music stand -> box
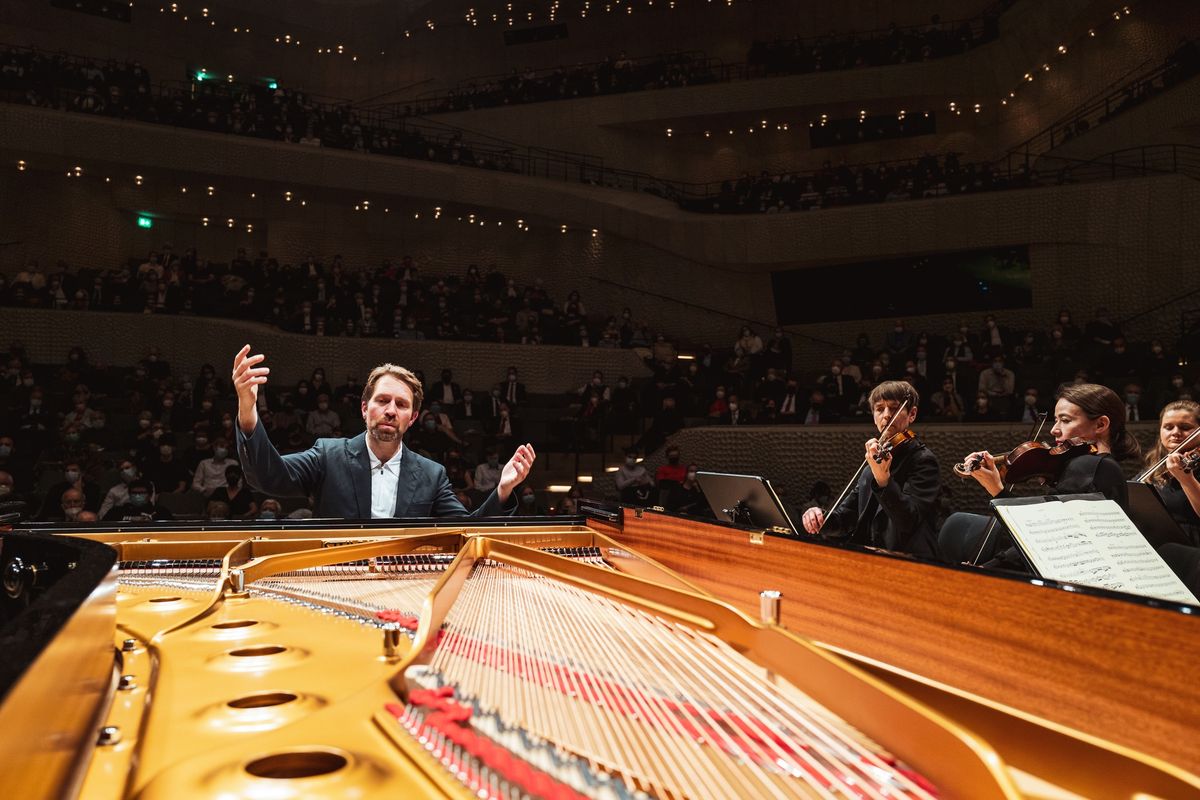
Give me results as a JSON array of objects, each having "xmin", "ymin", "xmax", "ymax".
[
  {"xmin": 1126, "ymin": 482, "xmax": 1195, "ymax": 548},
  {"xmin": 695, "ymin": 472, "xmax": 797, "ymax": 534}
]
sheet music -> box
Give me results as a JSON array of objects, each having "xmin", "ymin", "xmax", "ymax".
[{"xmin": 995, "ymin": 499, "xmax": 1198, "ymax": 605}]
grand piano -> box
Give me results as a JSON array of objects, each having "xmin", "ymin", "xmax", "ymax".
[{"xmin": 1, "ymin": 508, "xmax": 1198, "ymax": 799}]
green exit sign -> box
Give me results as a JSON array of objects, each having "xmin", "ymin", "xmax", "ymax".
[{"xmin": 137, "ymin": 215, "xmax": 153, "ymax": 229}]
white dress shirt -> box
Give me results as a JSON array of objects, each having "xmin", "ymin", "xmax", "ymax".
[{"xmin": 369, "ymin": 444, "xmax": 405, "ymax": 519}]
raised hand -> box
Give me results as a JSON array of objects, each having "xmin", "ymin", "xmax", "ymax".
[
  {"xmin": 232, "ymin": 344, "xmax": 269, "ymax": 433},
  {"xmin": 497, "ymin": 443, "xmax": 537, "ymax": 502}
]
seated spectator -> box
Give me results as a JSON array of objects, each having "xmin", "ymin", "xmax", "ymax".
[
  {"xmin": 44, "ymin": 486, "xmax": 87, "ymax": 522},
  {"xmin": 473, "ymin": 448, "xmax": 502, "ymax": 494},
  {"xmin": 1016, "ymin": 387, "xmax": 1049, "ymax": 424},
  {"xmin": 655, "ymin": 445, "xmax": 687, "ymax": 502},
  {"xmin": 208, "ymin": 465, "xmax": 258, "ymax": 519},
  {"xmin": 256, "ymin": 498, "xmax": 283, "ymax": 520},
  {"xmin": 143, "ymin": 436, "xmax": 191, "ymax": 494},
  {"xmin": 665, "ymin": 465, "xmax": 708, "ymax": 516},
  {"xmin": 801, "ymin": 390, "xmax": 835, "ymax": 425},
  {"xmin": 778, "ymin": 379, "xmax": 802, "ymax": 422},
  {"xmin": 38, "ymin": 461, "xmax": 101, "ymax": 519},
  {"xmin": 306, "ymin": 394, "xmax": 340, "ymax": 437},
  {"xmin": 205, "ymin": 499, "xmax": 231, "ymax": 521},
  {"xmin": 99, "ymin": 459, "xmax": 141, "ymax": 518},
  {"xmin": 497, "ymin": 367, "xmax": 526, "ymax": 406},
  {"xmin": 977, "ymin": 356, "xmax": 1015, "ymax": 417},
  {"xmin": 1122, "ymin": 381, "xmax": 1150, "ymax": 423},
  {"xmin": 192, "ymin": 437, "xmax": 236, "ymax": 495},
  {"xmin": 614, "ymin": 451, "xmax": 654, "ymax": 505},
  {"xmin": 966, "ymin": 392, "xmax": 1000, "ymax": 422},
  {"xmin": 930, "ymin": 378, "xmax": 965, "ymax": 421},
  {"xmin": 103, "ymin": 479, "xmax": 173, "ymax": 521},
  {"xmin": 514, "ymin": 485, "xmax": 545, "ymax": 516}
]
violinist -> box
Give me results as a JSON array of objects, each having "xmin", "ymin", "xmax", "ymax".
[
  {"xmin": 1140, "ymin": 400, "xmax": 1200, "ymax": 546},
  {"xmin": 959, "ymin": 383, "xmax": 1139, "ymax": 507},
  {"xmin": 945, "ymin": 383, "xmax": 1140, "ymax": 569},
  {"xmin": 800, "ymin": 381, "xmax": 942, "ymax": 560}
]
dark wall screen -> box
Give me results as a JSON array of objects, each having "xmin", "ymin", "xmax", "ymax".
[{"xmin": 771, "ymin": 246, "xmax": 1031, "ymax": 324}]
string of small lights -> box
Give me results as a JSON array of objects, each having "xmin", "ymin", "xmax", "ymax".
[
  {"xmin": 12, "ymin": 157, "xmax": 608, "ymax": 238},
  {"xmin": 657, "ymin": 4, "xmax": 1139, "ymax": 143}
]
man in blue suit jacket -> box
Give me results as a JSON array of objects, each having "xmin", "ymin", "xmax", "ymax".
[{"xmin": 232, "ymin": 346, "xmax": 536, "ymax": 519}]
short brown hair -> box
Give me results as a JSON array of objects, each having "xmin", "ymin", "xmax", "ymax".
[
  {"xmin": 868, "ymin": 380, "xmax": 919, "ymax": 410},
  {"xmin": 362, "ymin": 364, "xmax": 423, "ymax": 412},
  {"xmin": 1056, "ymin": 382, "xmax": 1140, "ymax": 461}
]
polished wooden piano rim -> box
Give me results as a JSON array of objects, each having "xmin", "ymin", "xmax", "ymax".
[{"xmin": 606, "ymin": 506, "xmax": 1200, "ymax": 776}]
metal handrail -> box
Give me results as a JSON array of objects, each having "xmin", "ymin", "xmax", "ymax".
[
  {"xmin": 1007, "ymin": 39, "xmax": 1200, "ymax": 158},
  {"xmin": 370, "ymin": 2, "xmax": 1013, "ymax": 118}
]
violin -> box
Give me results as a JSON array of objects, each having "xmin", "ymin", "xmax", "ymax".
[
  {"xmin": 871, "ymin": 429, "xmax": 916, "ymax": 464},
  {"xmin": 953, "ymin": 437, "xmax": 1097, "ymax": 485},
  {"xmin": 1135, "ymin": 427, "xmax": 1200, "ymax": 483}
]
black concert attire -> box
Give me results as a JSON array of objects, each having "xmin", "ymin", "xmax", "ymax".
[
  {"xmin": 1156, "ymin": 479, "xmax": 1200, "ymax": 547},
  {"xmin": 1154, "ymin": 477, "xmax": 1200, "ymax": 595},
  {"xmin": 940, "ymin": 452, "xmax": 1128, "ymax": 571},
  {"xmin": 820, "ymin": 435, "xmax": 942, "ymax": 561}
]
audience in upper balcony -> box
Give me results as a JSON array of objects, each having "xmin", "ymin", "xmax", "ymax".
[{"xmin": 748, "ymin": 10, "xmax": 1003, "ymax": 77}]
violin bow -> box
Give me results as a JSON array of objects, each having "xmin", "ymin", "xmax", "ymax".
[
  {"xmin": 819, "ymin": 398, "xmax": 909, "ymax": 534},
  {"xmin": 1133, "ymin": 426, "xmax": 1200, "ymax": 483}
]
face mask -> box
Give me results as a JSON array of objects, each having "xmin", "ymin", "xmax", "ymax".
[
  {"xmin": 520, "ymin": 493, "xmax": 536, "ymax": 505},
  {"xmin": 64, "ymin": 433, "xmax": 80, "ymax": 443},
  {"xmin": 222, "ymin": 419, "xmax": 233, "ymax": 429},
  {"xmin": 22, "ymin": 378, "xmax": 33, "ymax": 387},
  {"xmin": 64, "ymin": 506, "xmax": 82, "ymax": 520},
  {"xmin": 213, "ymin": 447, "xmax": 228, "ymax": 459},
  {"xmin": 298, "ymin": 388, "xmax": 308, "ymax": 395},
  {"xmin": 423, "ymin": 419, "xmax": 437, "ymax": 430},
  {"xmin": 1126, "ymin": 393, "xmax": 1140, "ymax": 404},
  {"xmin": 162, "ymin": 400, "xmax": 174, "ymax": 408},
  {"xmin": 617, "ymin": 381, "xmax": 627, "ymax": 389},
  {"xmin": 830, "ymin": 366, "xmax": 841, "ymax": 376},
  {"xmin": 591, "ymin": 378, "xmax": 601, "ymax": 386},
  {"xmin": 508, "ymin": 373, "xmax": 516, "ymax": 381},
  {"xmin": 129, "ymin": 493, "xmax": 149, "ymax": 507},
  {"xmin": 686, "ymin": 471, "xmax": 697, "ymax": 480},
  {"xmin": 0, "ymin": 486, "xmax": 10, "ymax": 497},
  {"xmin": 977, "ymin": 400, "xmax": 988, "ymax": 410},
  {"xmin": 65, "ymin": 470, "xmax": 80, "ymax": 483},
  {"xmin": 121, "ymin": 467, "xmax": 137, "ymax": 481},
  {"xmin": 872, "ymin": 366, "xmax": 883, "ymax": 376},
  {"xmin": 728, "ymin": 403, "xmax": 738, "ymax": 411},
  {"xmin": 201, "ymin": 401, "xmax": 213, "ymax": 411},
  {"xmin": 1153, "ymin": 346, "xmax": 1163, "ymax": 355},
  {"xmin": 491, "ymin": 389, "xmax": 500, "ymax": 398},
  {"xmin": 30, "ymin": 398, "xmax": 42, "ymax": 408},
  {"xmin": 318, "ymin": 403, "xmax": 329, "ymax": 410},
  {"xmin": 986, "ymin": 321, "xmax": 996, "ymax": 329},
  {"xmin": 1174, "ymin": 378, "xmax": 1186, "ymax": 388},
  {"xmin": 625, "ymin": 458, "xmax": 636, "ymax": 466},
  {"xmin": 1025, "ymin": 394, "xmax": 1037, "ymax": 405},
  {"xmin": 195, "ymin": 437, "xmax": 209, "ymax": 448},
  {"xmin": 0, "ymin": 445, "xmax": 11, "ymax": 457},
  {"xmin": 715, "ymin": 390, "xmax": 725, "ymax": 399},
  {"xmin": 159, "ymin": 445, "xmax": 173, "ymax": 456},
  {"xmin": 1052, "ymin": 331, "xmax": 1063, "ymax": 340},
  {"xmin": 463, "ymin": 394, "xmax": 473, "ymax": 403},
  {"xmin": 992, "ymin": 363, "xmax": 1004, "ymax": 372},
  {"xmin": 906, "ymin": 367, "xmax": 916, "ymax": 374},
  {"xmin": 1060, "ymin": 316, "xmax": 1070, "ymax": 324},
  {"xmin": 894, "ymin": 326, "xmax": 903, "ymax": 333},
  {"xmin": 152, "ymin": 429, "xmax": 163, "ymax": 439},
  {"xmin": 258, "ymin": 511, "xmax": 277, "ymax": 520}
]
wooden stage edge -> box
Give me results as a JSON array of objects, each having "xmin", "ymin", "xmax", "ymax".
[{"xmin": 611, "ymin": 509, "xmax": 1200, "ymax": 775}]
